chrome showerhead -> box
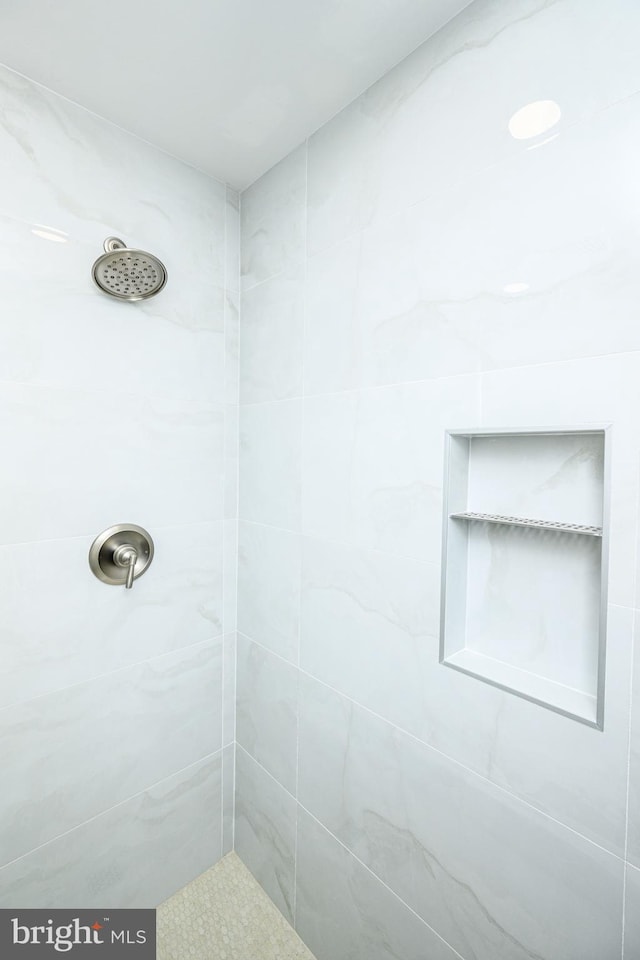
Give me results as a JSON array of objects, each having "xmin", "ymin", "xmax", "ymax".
[{"xmin": 92, "ymin": 237, "xmax": 167, "ymax": 301}]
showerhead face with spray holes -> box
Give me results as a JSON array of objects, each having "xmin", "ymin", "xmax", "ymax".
[{"xmin": 92, "ymin": 237, "xmax": 167, "ymax": 301}]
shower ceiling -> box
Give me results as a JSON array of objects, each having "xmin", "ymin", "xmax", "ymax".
[{"xmin": 0, "ymin": 0, "xmax": 472, "ymax": 189}]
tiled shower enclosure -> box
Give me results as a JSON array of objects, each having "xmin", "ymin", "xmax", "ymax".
[{"xmin": 2, "ymin": 0, "xmax": 640, "ymax": 958}]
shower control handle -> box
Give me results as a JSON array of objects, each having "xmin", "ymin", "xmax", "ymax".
[
  {"xmin": 88, "ymin": 524, "xmax": 154, "ymax": 589},
  {"xmin": 112, "ymin": 544, "xmax": 138, "ymax": 589}
]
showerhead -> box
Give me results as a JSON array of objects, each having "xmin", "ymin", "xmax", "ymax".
[{"xmin": 92, "ymin": 237, "xmax": 167, "ymax": 301}]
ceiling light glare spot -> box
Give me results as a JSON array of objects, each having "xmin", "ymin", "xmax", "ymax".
[
  {"xmin": 31, "ymin": 225, "xmax": 68, "ymax": 243},
  {"xmin": 503, "ymin": 282, "xmax": 530, "ymax": 295},
  {"xmin": 508, "ymin": 100, "xmax": 561, "ymax": 140},
  {"xmin": 527, "ymin": 131, "xmax": 561, "ymax": 152}
]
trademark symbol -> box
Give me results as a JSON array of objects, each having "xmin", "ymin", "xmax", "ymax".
[{"xmin": 103, "ymin": 917, "xmax": 109, "ymax": 922}]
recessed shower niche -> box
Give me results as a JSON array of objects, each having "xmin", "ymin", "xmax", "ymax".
[{"xmin": 440, "ymin": 428, "xmax": 610, "ymax": 728}]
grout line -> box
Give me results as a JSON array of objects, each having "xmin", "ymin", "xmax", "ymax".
[
  {"xmin": 621, "ymin": 458, "xmax": 640, "ymax": 957},
  {"xmin": 220, "ymin": 722, "xmax": 225, "ymax": 857},
  {"xmin": 236, "ymin": 516, "xmax": 440, "ymax": 567},
  {"xmin": 238, "ymin": 367, "xmax": 488, "ymax": 406},
  {"xmin": 0, "ymin": 749, "xmax": 224, "ymax": 873},
  {"xmin": 0, "ymin": 361, "xmax": 228, "ymax": 409},
  {"xmin": 231, "ymin": 639, "xmax": 238, "ymax": 853},
  {"xmin": 238, "ymin": 257, "xmax": 306, "ymax": 296},
  {"xmin": 234, "ymin": 348, "xmax": 640, "ymax": 408},
  {"xmin": 0, "ymin": 633, "xmax": 224, "ymax": 716},
  {"xmin": 0, "ymin": 62, "xmax": 230, "ymax": 187},
  {"xmin": 232, "ymin": 188, "xmax": 242, "ymax": 856},
  {"xmin": 235, "ymin": 744, "xmax": 465, "ymax": 960},
  {"xmin": 235, "ymin": 742, "xmax": 297, "ymax": 805},
  {"xmin": 299, "ymin": 806, "xmax": 468, "ymax": 960},
  {"xmin": 0, "ymin": 517, "xmax": 227, "ymax": 552},
  {"xmin": 236, "ymin": 631, "xmax": 298, "ymax": 670},
  {"xmin": 237, "ymin": 629, "xmax": 631, "ymax": 864},
  {"xmin": 221, "ymin": 186, "xmax": 229, "ymax": 860},
  {"xmin": 292, "ymin": 138, "xmax": 310, "ymax": 930},
  {"xmin": 622, "ymin": 609, "xmax": 633, "ymax": 960}
]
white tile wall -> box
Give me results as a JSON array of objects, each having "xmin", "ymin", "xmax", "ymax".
[
  {"xmin": 236, "ymin": 0, "xmax": 640, "ymax": 956},
  {"xmin": 628, "ymin": 616, "xmax": 640, "ymax": 870},
  {"xmin": 302, "ymin": 378, "xmax": 480, "ymax": 562},
  {"xmin": 0, "ymin": 754, "xmax": 223, "ymax": 908},
  {"xmin": 0, "ymin": 58, "xmax": 238, "ymax": 906},
  {"xmin": 234, "ymin": 746, "xmax": 297, "ymax": 924},
  {"xmin": 624, "ymin": 863, "xmax": 640, "ymax": 960},
  {"xmin": 222, "ymin": 744, "xmax": 235, "ymax": 857},
  {"xmin": 306, "ymin": 0, "xmax": 640, "ymax": 256},
  {"xmin": 240, "ymin": 267, "xmax": 305, "ymax": 403},
  {"xmin": 0, "ymin": 522, "xmax": 224, "ymax": 709},
  {"xmin": 241, "ymin": 146, "xmax": 306, "ymax": 291},
  {"xmin": 298, "ymin": 675, "xmax": 624, "ymax": 960},
  {"xmin": 296, "ymin": 810, "xmax": 460, "ymax": 960},
  {"xmin": 236, "ymin": 633, "xmax": 298, "ymax": 794},
  {"xmin": 238, "ymin": 521, "xmax": 301, "ymax": 663},
  {"xmin": 0, "ymin": 634, "xmax": 223, "ymax": 865},
  {"xmin": 3, "ymin": 0, "xmax": 640, "ymax": 946},
  {"xmin": 239, "ymin": 399, "xmax": 303, "ymax": 531}
]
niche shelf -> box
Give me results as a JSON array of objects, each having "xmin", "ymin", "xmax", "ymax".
[{"xmin": 439, "ymin": 427, "xmax": 610, "ymax": 729}]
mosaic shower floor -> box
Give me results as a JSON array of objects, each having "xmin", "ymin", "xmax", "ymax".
[{"xmin": 157, "ymin": 852, "xmax": 316, "ymax": 960}]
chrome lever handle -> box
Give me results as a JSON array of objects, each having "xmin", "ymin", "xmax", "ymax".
[
  {"xmin": 125, "ymin": 551, "xmax": 136, "ymax": 590},
  {"xmin": 113, "ymin": 544, "xmax": 139, "ymax": 589}
]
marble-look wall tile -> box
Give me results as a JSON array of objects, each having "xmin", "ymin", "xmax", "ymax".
[
  {"xmin": 234, "ymin": 746, "xmax": 296, "ymax": 924},
  {"xmin": 239, "ymin": 399, "xmax": 302, "ymax": 531},
  {"xmin": 480, "ymin": 353, "xmax": 640, "ymax": 610},
  {"xmin": 223, "ymin": 519, "xmax": 238, "ymax": 635},
  {"xmin": 0, "ymin": 67, "xmax": 227, "ymax": 410},
  {"xmin": 224, "ymin": 402, "xmax": 239, "ymax": 520},
  {"xmin": 223, "ymin": 631, "xmax": 237, "ymax": 748},
  {"xmin": 624, "ymin": 864, "xmax": 640, "ymax": 960},
  {"xmin": 302, "ymin": 523, "xmax": 632, "ymax": 853},
  {"xmin": 241, "ymin": 145, "xmax": 306, "ymax": 290},
  {"xmin": 296, "ymin": 809, "xmax": 460, "ymax": 960},
  {"xmin": 0, "ymin": 220, "xmax": 226, "ymax": 401},
  {"xmin": 306, "ymin": 94, "xmax": 640, "ymax": 394},
  {"xmin": 234, "ymin": 1, "xmax": 640, "ymax": 957},
  {"xmin": 236, "ymin": 634, "xmax": 298, "ymax": 794},
  {"xmin": 0, "ymin": 638, "xmax": 223, "ymax": 866},
  {"xmin": 222, "ymin": 744, "xmax": 235, "ymax": 857},
  {"xmin": 226, "ymin": 187, "xmax": 240, "ymax": 294},
  {"xmin": 298, "ymin": 675, "xmax": 624, "ymax": 960},
  {"xmin": 481, "ymin": 604, "xmax": 632, "ymax": 857},
  {"xmin": 303, "ymin": 233, "xmax": 362, "ymax": 395},
  {"xmin": 302, "ymin": 377, "xmax": 479, "ymax": 561},
  {"xmin": 627, "ymin": 613, "xmax": 640, "ymax": 869},
  {"xmin": 0, "ymin": 67, "xmax": 227, "ymax": 288},
  {"xmin": 0, "ymin": 59, "xmax": 230, "ymax": 907},
  {"xmin": 225, "ymin": 289, "xmax": 240, "ymax": 405},
  {"xmin": 0, "ymin": 382, "xmax": 224, "ymax": 545},
  {"xmin": 238, "ymin": 521, "xmax": 301, "ymax": 663},
  {"xmin": 240, "ymin": 266, "xmax": 305, "ymax": 403},
  {"xmin": 307, "ymin": 0, "xmax": 640, "ymax": 255},
  {"xmin": 300, "ymin": 533, "xmax": 438, "ymax": 711},
  {"xmin": 0, "ymin": 521, "xmax": 224, "ymax": 710},
  {"xmin": 0, "ymin": 753, "xmax": 222, "ymax": 908}
]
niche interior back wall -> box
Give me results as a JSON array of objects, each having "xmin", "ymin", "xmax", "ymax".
[
  {"xmin": 0, "ymin": 63, "xmax": 239, "ymax": 906},
  {"xmin": 235, "ymin": 1, "xmax": 640, "ymax": 958}
]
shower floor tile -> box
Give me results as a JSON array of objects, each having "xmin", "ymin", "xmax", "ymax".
[{"xmin": 157, "ymin": 852, "xmax": 316, "ymax": 960}]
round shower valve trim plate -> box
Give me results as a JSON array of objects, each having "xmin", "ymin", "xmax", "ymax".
[{"xmin": 89, "ymin": 524, "xmax": 154, "ymax": 589}]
